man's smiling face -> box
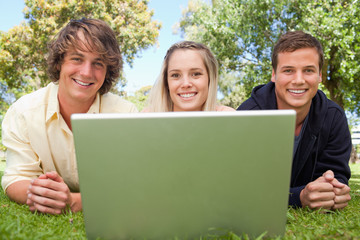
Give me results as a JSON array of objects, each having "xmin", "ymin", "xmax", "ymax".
[
  {"xmin": 57, "ymin": 40, "xmax": 107, "ymax": 106},
  {"xmin": 271, "ymin": 47, "xmax": 322, "ymax": 112}
]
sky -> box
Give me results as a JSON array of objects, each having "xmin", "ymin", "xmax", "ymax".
[{"xmin": 0, "ymin": 0, "xmax": 188, "ymax": 95}]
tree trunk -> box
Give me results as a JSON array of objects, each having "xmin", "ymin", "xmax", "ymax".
[
  {"xmin": 321, "ymin": 46, "xmax": 345, "ymax": 109},
  {"xmin": 350, "ymin": 145, "xmax": 359, "ymax": 164}
]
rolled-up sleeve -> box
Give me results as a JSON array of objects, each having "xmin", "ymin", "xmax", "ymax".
[
  {"xmin": 1, "ymin": 83, "xmax": 139, "ymax": 193},
  {"xmin": 1, "ymin": 105, "xmax": 43, "ymax": 191}
]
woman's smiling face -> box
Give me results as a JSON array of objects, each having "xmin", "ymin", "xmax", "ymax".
[{"xmin": 167, "ymin": 49, "xmax": 209, "ymax": 112}]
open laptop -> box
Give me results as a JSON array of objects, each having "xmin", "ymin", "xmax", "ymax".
[{"xmin": 71, "ymin": 110, "xmax": 295, "ymax": 240}]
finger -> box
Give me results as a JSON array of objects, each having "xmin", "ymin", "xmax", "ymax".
[
  {"xmin": 27, "ymin": 192, "xmax": 66, "ymax": 210},
  {"xmin": 29, "ymin": 205, "xmax": 36, "ymax": 212},
  {"xmin": 312, "ymin": 176, "xmax": 327, "ymax": 184},
  {"xmin": 32, "ymin": 202, "xmax": 62, "ymax": 215},
  {"xmin": 28, "ymin": 184, "xmax": 68, "ymax": 202},
  {"xmin": 306, "ymin": 191, "xmax": 335, "ymax": 202},
  {"xmin": 306, "ymin": 182, "xmax": 334, "ymax": 193},
  {"xmin": 30, "ymin": 178, "xmax": 68, "ymax": 193},
  {"xmin": 330, "ymin": 178, "xmax": 346, "ymax": 188},
  {"xmin": 26, "ymin": 197, "xmax": 34, "ymax": 207},
  {"xmin": 44, "ymin": 171, "xmax": 64, "ymax": 183},
  {"xmin": 308, "ymin": 200, "xmax": 335, "ymax": 210},
  {"xmin": 301, "ymin": 182, "xmax": 335, "ymax": 208},
  {"xmin": 332, "ymin": 202, "xmax": 349, "ymax": 210},
  {"xmin": 334, "ymin": 193, "xmax": 351, "ymax": 205},
  {"xmin": 334, "ymin": 185, "xmax": 351, "ymax": 196},
  {"xmin": 38, "ymin": 174, "xmax": 48, "ymax": 180},
  {"xmin": 322, "ymin": 170, "xmax": 334, "ymax": 181}
]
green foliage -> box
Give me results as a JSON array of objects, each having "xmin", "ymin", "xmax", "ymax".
[
  {"xmin": 125, "ymin": 85, "xmax": 152, "ymax": 111},
  {"xmin": 178, "ymin": 0, "xmax": 292, "ymax": 99},
  {"xmin": 292, "ymin": 0, "xmax": 360, "ymax": 111},
  {"xmin": 0, "ymin": 0, "xmax": 161, "ymax": 98},
  {"xmin": 179, "ymin": 0, "xmax": 360, "ymax": 113},
  {"xmin": 218, "ymin": 72, "xmax": 247, "ymax": 109},
  {"xmin": 0, "ymin": 0, "xmax": 161, "ymax": 148},
  {"xmin": 0, "ymin": 165, "xmax": 359, "ymax": 239}
]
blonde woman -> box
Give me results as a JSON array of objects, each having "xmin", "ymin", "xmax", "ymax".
[{"xmin": 144, "ymin": 41, "xmax": 234, "ymax": 112}]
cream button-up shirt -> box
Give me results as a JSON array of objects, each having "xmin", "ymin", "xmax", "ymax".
[{"xmin": 1, "ymin": 82, "xmax": 138, "ymax": 192}]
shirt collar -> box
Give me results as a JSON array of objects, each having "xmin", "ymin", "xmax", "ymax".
[
  {"xmin": 45, "ymin": 82, "xmax": 101, "ymax": 123},
  {"xmin": 46, "ymin": 82, "xmax": 60, "ymax": 123},
  {"xmin": 87, "ymin": 92, "xmax": 101, "ymax": 114}
]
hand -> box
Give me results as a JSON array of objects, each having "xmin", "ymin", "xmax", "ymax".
[
  {"xmin": 329, "ymin": 178, "xmax": 351, "ymax": 210},
  {"xmin": 26, "ymin": 171, "xmax": 73, "ymax": 215},
  {"xmin": 300, "ymin": 170, "xmax": 336, "ymax": 209},
  {"xmin": 322, "ymin": 170, "xmax": 351, "ymax": 209}
]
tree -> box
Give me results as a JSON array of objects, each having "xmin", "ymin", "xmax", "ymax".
[
  {"xmin": 0, "ymin": 0, "xmax": 161, "ymax": 147},
  {"xmin": 178, "ymin": 0, "xmax": 360, "ymax": 115},
  {"xmin": 125, "ymin": 85, "xmax": 152, "ymax": 111},
  {"xmin": 0, "ymin": 0, "xmax": 161, "ymax": 101},
  {"xmin": 293, "ymin": 1, "xmax": 360, "ymax": 112},
  {"xmin": 217, "ymin": 72, "xmax": 247, "ymax": 109}
]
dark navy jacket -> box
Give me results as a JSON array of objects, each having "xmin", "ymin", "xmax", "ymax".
[{"xmin": 237, "ymin": 82, "xmax": 351, "ymax": 207}]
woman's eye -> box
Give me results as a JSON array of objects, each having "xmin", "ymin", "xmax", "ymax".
[{"xmin": 171, "ymin": 73, "xmax": 180, "ymax": 78}]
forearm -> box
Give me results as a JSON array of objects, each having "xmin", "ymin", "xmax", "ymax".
[
  {"xmin": 69, "ymin": 192, "xmax": 82, "ymax": 212},
  {"xmin": 317, "ymin": 110, "xmax": 352, "ymax": 184},
  {"xmin": 6, "ymin": 180, "xmax": 31, "ymax": 204},
  {"xmin": 289, "ymin": 185, "xmax": 305, "ymax": 207}
]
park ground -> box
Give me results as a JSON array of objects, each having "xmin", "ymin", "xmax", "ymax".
[{"xmin": 0, "ymin": 156, "xmax": 359, "ymax": 239}]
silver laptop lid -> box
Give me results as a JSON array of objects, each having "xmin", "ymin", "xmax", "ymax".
[{"xmin": 72, "ymin": 110, "xmax": 295, "ymax": 239}]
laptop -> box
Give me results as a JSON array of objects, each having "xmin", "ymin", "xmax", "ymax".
[{"xmin": 71, "ymin": 110, "xmax": 295, "ymax": 240}]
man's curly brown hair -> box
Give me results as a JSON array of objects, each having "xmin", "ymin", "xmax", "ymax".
[{"xmin": 47, "ymin": 18, "xmax": 122, "ymax": 95}]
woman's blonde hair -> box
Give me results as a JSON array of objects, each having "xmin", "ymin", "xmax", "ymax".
[{"xmin": 146, "ymin": 41, "xmax": 218, "ymax": 112}]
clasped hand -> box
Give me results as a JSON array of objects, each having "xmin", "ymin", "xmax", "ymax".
[
  {"xmin": 26, "ymin": 171, "xmax": 73, "ymax": 215},
  {"xmin": 300, "ymin": 170, "xmax": 351, "ymax": 210}
]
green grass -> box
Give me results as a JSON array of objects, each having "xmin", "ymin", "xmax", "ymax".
[{"xmin": 0, "ymin": 163, "xmax": 359, "ymax": 239}]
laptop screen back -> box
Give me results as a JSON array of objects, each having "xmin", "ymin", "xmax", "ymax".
[{"xmin": 72, "ymin": 110, "xmax": 295, "ymax": 239}]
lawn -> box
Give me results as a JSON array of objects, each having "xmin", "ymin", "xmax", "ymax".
[{"xmin": 0, "ymin": 163, "xmax": 359, "ymax": 240}]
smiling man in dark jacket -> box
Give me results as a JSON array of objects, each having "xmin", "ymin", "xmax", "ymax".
[{"xmin": 238, "ymin": 31, "xmax": 351, "ymax": 209}]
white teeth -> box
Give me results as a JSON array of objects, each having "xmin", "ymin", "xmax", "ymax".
[
  {"xmin": 180, "ymin": 93, "xmax": 195, "ymax": 98},
  {"xmin": 289, "ymin": 89, "xmax": 305, "ymax": 94},
  {"xmin": 75, "ymin": 79, "xmax": 91, "ymax": 86}
]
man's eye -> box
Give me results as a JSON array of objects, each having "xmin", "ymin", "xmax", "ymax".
[{"xmin": 95, "ymin": 62, "xmax": 105, "ymax": 68}]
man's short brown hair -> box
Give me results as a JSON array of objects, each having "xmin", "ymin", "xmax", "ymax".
[
  {"xmin": 47, "ymin": 18, "xmax": 121, "ymax": 94},
  {"xmin": 272, "ymin": 31, "xmax": 324, "ymax": 72}
]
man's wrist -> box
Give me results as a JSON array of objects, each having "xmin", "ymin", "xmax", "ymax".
[
  {"xmin": 299, "ymin": 188, "xmax": 305, "ymax": 207},
  {"xmin": 69, "ymin": 193, "xmax": 82, "ymax": 212}
]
